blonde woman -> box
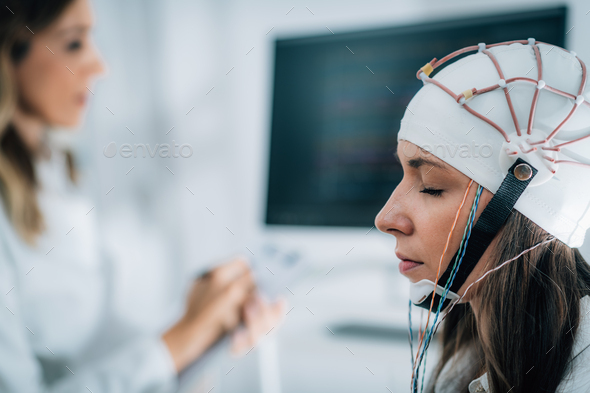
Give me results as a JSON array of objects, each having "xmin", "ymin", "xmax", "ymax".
[{"xmin": 0, "ymin": 0, "xmax": 284, "ymax": 391}]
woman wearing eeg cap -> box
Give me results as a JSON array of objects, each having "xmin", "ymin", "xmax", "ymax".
[
  {"xmin": 375, "ymin": 39, "xmax": 590, "ymax": 392},
  {"xmin": 0, "ymin": 0, "xmax": 285, "ymax": 391}
]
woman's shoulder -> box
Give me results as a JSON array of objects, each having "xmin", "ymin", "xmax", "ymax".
[{"xmin": 429, "ymin": 344, "xmax": 481, "ymax": 393}]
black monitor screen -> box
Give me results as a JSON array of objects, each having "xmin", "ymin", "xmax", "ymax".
[{"xmin": 265, "ymin": 6, "xmax": 567, "ymax": 227}]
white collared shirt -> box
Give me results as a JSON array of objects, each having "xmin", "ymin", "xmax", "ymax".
[{"xmin": 0, "ymin": 147, "xmax": 180, "ymax": 392}]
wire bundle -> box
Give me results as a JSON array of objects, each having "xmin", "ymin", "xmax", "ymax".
[{"xmin": 409, "ymin": 184, "xmax": 484, "ymax": 392}]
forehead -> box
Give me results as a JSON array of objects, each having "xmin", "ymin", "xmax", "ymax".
[
  {"xmin": 396, "ymin": 140, "xmax": 448, "ymax": 166},
  {"xmin": 45, "ymin": 0, "xmax": 94, "ymax": 35},
  {"xmin": 394, "ymin": 140, "xmax": 477, "ymax": 184}
]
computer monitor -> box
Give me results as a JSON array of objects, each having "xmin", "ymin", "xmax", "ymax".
[{"xmin": 265, "ymin": 6, "xmax": 567, "ymax": 228}]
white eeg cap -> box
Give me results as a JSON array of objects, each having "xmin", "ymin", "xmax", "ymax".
[{"xmin": 398, "ymin": 41, "xmax": 590, "ymax": 248}]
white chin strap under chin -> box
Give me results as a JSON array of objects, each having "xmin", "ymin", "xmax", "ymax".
[
  {"xmin": 410, "ymin": 279, "xmax": 461, "ymax": 307},
  {"xmin": 410, "ymin": 157, "xmax": 538, "ymax": 312}
]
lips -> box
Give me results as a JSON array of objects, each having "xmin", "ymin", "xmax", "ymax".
[
  {"xmin": 395, "ymin": 251, "xmax": 423, "ymax": 263},
  {"xmin": 395, "ymin": 251, "xmax": 424, "ymax": 274}
]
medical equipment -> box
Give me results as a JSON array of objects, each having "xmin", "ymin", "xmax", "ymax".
[
  {"xmin": 399, "ymin": 39, "xmax": 590, "ymax": 392},
  {"xmin": 400, "ymin": 39, "xmax": 590, "ymax": 313}
]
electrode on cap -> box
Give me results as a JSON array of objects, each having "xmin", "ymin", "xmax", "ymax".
[
  {"xmin": 576, "ymin": 95, "xmax": 585, "ymax": 105},
  {"xmin": 536, "ymin": 80, "xmax": 546, "ymax": 89},
  {"xmin": 528, "ymin": 37, "xmax": 536, "ymax": 45},
  {"xmin": 420, "ymin": 63, "xmax": 434, "ymax": 77},
  {"xmin": 461, "ymin": 89, "xmax": 474, "ymax": 100},
  {"xmin": 498, "ymin": 79, "xmax": 506, "ymax": 88},
  {"xmin": 478, "ymin": 42, "xmax": 486, "ymax": 52}
]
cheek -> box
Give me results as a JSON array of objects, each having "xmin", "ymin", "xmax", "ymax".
[
  {"xmin": 415, "ymin": 200, "xmax": 471, "ymax": 280},
  {"xmin": 17, "ymin": 46, "xmax": 82, "ymax": 127}
]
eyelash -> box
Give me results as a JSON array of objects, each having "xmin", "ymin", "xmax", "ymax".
[{"xmin": 419, "ymin": 187, "xmax": 444, "ymax": 197}]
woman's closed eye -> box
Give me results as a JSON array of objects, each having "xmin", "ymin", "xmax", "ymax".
[
  {"xmin": 419, "ymin": 187, "xmax": 444, "ymax": 197},
  {"xmin": 67, "ymin": 40, "xmax": 82, "ymax": 51}
]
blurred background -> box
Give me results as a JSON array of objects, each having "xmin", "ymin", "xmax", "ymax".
[{"xmin": 64, "ymin": 0, "xmax": 590, "ymax": 391}]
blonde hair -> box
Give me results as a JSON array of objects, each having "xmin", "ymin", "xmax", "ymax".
[
  {"xmin": 0, "ymin": 45, "xmax": 45, "ymax": 244},
  {"xmin": 0, "ymin": 0, "xmax": 76, "ymax": 244}
]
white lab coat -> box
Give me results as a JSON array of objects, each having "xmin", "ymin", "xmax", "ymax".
[
  {"xmin": 0, "ymin": 146, "xmax": 180, "ymax": 392},
  {"xmin": 428, "ymin": 295, "xmax": 590, "ymax": 392}
]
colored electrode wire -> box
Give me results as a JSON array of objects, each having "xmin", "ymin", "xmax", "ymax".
[
  {"xmin": 413, "ymin": 188, "xmax": 480, "ymax": 389},
  {"xmin": 410, "ymin": 184, "xmax": 479, "ymax": 391},
  {"xmin": 418, "ymin": 309, "xmax": 424, "ymax": 342},
  {"xmin": 418, "ymin": 193, "xmax": 482, "ymax": 392},
  {"xmin": 414, "ymin": 185, "xmax": 484, "ymax": 392},
  {"xmin": 412, "ymin": 235, "xmax": 556, "ymax": 392},
  {"xmin": 441, "ymin": 186, "xmax": 484, "ymax": 302},
  {"xmin": 434, "ymin": 236, "xmax": 557, "ymax": 333},
  {"xmin": 410, "ymin": 185, "xmax": 482, "ymax": 392},
  {"xmin": 408, "ymin": 299, "xmax": 415, "ymax": 371},
  {"xmin": 411, "ymin": 179, "xmax": 474, "ymax": 386}
]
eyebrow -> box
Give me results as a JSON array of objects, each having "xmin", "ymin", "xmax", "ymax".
[
  {"xmin": 394, "ymin": 151, "xmax": 448, "ymax": 171},
  {"xmin": 407, "ymin": 157, "xmax": 449, "ymax": 171}
]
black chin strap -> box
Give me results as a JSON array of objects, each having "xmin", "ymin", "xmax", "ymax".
[{"xmin": 415, "ymin": 158, "xmax": 538, "ymax": 311}]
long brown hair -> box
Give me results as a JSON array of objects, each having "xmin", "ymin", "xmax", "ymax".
[
  {"xmin": 0, "ymin": 0, "xmax": 76, "ymax": 244},
  {"xmin": 432, "ymin": 210, "xmax": 590, "ymax": 392}
]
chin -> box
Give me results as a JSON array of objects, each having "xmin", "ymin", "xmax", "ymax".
[
  {"xmin": 53, "ymin": 113, "xmax": 84, "ymax": 129},
  {"xmin": 402, "ymin": 267, "xmax": 435, "ymax": 284},
  {"xmin": 405, "ymin": 273, "xmax": 427, "ymax": 284}
]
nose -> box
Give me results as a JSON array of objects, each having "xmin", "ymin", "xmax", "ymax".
[
  {"xmin": 85, "ymin": 40, "xmax": 106, "ymax": 78},
  {"xmin": 375, "ymin": 185, "xmax": 413, "ymax": 237}
]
